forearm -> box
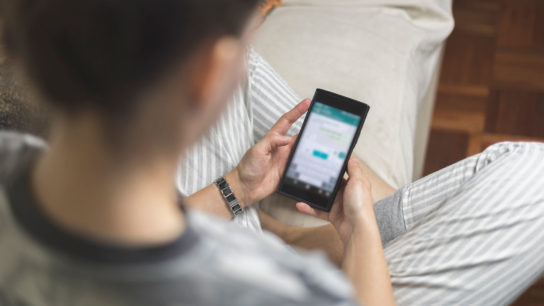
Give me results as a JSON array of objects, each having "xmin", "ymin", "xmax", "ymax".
[
  {"xmin": 343, "ymin": 210, "xmax": 395, "ymax": 306},
  {"xmin": 184, "ymin": 170, "xmax": 248, "ymax": 219},
  {"xmin": 258, "ymin": 209, "xmax": 344, "ymax": 266}
]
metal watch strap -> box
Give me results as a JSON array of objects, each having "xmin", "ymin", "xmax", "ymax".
[{"xmin": 214, "ymin": 177, "xmax": 244, "ymax": 217}]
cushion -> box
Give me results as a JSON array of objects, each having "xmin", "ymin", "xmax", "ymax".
[{"xmin": 254, "ymin": 0, "xmax": 453, "ymax": 226}]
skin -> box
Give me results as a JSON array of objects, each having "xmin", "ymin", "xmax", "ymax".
[
  {"xmin": 30, "ymin": 11, "xmax": 395, "ymax": 306},
  {"xmin": 258, "ymin": 162, "xmax": 395, "ymax": 267},
  {"xmin": 296, "ymin": 159, "xmax": 395, "ymax": 305}
]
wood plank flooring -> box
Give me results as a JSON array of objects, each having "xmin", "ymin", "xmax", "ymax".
[{"xmin": 424, "ymin": 0, "xmax": 544, "ymax": 304}]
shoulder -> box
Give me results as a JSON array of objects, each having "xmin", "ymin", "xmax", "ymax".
[{"xmin": 0, "ymin": 131, "xmax": 45, "ymax": 182}]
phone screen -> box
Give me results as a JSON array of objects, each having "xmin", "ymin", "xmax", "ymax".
[{"xmin": 282, "ymin": 102, "xmax": 361, "ymax": 202}]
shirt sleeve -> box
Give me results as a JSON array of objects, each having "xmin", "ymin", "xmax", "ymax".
[
  {"xmin": 228, "ymin": 248, "xmax": 359, "ymax": 306},
  {"xmin": 192, "ymin": 211, "xmax": 359, "ymax": 305},
  {"xmin": 288, "ymin": 250, "xmax": 359, "ymax": 306}
]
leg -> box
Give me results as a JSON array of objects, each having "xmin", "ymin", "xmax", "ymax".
[
  {"xmin": 377, "ymin": 142, "xmax": 544, "ymax": 305},
  {"xmin": 177, "ymin": 48, "xmax": 307, "ymax": 232},
  {"xmin": 177, "ymin": 83, "xmax": 265, "ymax": 231},
  {"xmin": 373, "ymin": 146, "xmax": 484, "ymax": 245},
  {"xmin": 177, "ymin": 48, "xmax": 307, "ymax": 231}
]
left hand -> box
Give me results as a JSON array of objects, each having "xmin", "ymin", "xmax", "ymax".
[
  {"xmin": 295, "ymin": 157, "xmax": 375, "ymax": 244},
  {"xmin": 228, "ymin": 99, "xmax": 311, "ymax": 206}
]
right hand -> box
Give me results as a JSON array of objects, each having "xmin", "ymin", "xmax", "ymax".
[
  {"xmin": 230, "ymin": 99, "xmax": 310, "ymax": 206},
  {"xmin": 296, "ymin": 157, "xmax": 374, "ymax": 244}
]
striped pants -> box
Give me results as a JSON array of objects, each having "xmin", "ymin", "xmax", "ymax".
[
  {"xmin": 177, "ymin": 49, "xmax": 544, "ymax": 305},
  {"xmin": 380, "ymin": 142, "xmax": 544, "ymax": 304}
]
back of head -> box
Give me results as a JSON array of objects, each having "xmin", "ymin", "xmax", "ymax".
[{"xmin": 0, "ymin": 0, "xmax": 260, "ymax": 116}]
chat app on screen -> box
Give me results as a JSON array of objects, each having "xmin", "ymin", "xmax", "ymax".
[{"xmin": 285, "ymin": 102, "xmax": 361, "ymax": 198}]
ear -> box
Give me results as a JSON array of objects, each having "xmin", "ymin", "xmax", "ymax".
[{"xmin": 186, "ymin": 37, "xmax": 243, "ymax": 111}]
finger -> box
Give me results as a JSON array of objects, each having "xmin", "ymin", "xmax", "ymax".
[
  {"xmin": 269, "ymin": 99, "xmax": 311, "ymax": 135},
  {"xmin": 296, "ymin": 202, "xmax": 329, "ymax": 220}
]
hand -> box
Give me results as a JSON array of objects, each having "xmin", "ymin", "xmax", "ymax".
[
  {"xmin": 229, "ymin": 99, "xmax": 311, "ymax": 206},
  {"xmin": 296, "ymin": 158, "xmax": 374, "ymax": 244}
]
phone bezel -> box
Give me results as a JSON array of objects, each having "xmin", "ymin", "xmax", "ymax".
[{"xmin": 277, "ymin": 88, "xmax": 370, "ymax": 212}]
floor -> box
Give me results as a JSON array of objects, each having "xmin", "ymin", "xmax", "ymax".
[{"xmin": 423, "ymin": 0, "xmax": 544, "ymax": 304}]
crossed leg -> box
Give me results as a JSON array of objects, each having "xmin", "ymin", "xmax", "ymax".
[
  {"xmin": 177, "ymin": 49, "xmax": 544, "ymax": 304},
  {"xmin": 378, "ymin": 142, "xmax": 544, "ymax": 304}
]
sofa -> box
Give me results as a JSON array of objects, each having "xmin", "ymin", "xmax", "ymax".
[
  {"xmin": 254, "ymin": 0, "xmax": 454, "ymax": 226},
  {"xmin": 0, "ymin": 0, "xmax": 455, "ymax": 228}
]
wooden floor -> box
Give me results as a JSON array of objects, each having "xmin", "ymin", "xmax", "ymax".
[{"xmin": 423, "ymin": 0, "xmax": 544, "ymax": 304}]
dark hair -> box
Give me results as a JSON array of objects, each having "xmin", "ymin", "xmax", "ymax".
[{"xmin": 1, "ymin": 0, "xmax": 260, "ymax": 115}]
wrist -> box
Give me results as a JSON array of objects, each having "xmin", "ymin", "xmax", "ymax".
[
  {"xmin": 346, "ymin": 208, "xmax": 379, "ymax": 239},
  {"xmin": 225, "ymin": 169, "xmax": 250, "ymax": 208},
  {"xmin": 351, "ymin": 203, "xmax": 376, "ymax": 225}
]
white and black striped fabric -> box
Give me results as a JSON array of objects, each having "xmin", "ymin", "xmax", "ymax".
[
  {"xmin": 176, "ymin": 49, "xmax": 303, "ymax": 232},
  {"xmin": 382, "ymin": 141, "xmax": 544, "ymax": 304},
  {"xmin": 177, "ymin": 48, "xmax": 544, "ymax": 304}
]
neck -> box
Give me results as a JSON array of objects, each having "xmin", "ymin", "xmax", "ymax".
[{"xmin": 33, "ymin": 115, "xmax": 185, "ymax": 246}]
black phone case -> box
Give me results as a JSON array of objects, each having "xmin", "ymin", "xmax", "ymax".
[{"xmin": 277, "ymin": 88, "xmax": 370, "ymax": 212}]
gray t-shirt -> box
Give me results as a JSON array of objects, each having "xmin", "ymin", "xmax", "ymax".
[{"xmin": 0, "ymin": 132, "xmax": 356, "ymax": 306}]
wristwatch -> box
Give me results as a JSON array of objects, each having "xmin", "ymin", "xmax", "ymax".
[{"xmin": 215, "ymin": 177, "xmax": 244, "ymax": 217}]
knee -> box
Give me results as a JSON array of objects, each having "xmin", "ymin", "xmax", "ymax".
[
  {"xmin": 485, "ymin": 141, "xmax": 544, "ymax": 157},
  {"xmin": 477, "ymin": 142, "xmax": 544, "ymax": 171}
]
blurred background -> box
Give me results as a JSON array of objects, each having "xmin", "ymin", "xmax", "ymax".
[
  {"xmin": 423, "ymin": 1, "xmax": 543, "ymax": 303},
  {"xmin": 424, "ymin": 0, "xmax": 544, "ymax": 174}
]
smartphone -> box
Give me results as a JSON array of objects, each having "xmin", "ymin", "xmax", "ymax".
[{"xmin": 277, "ymin": 89, "xmax": 370, "ymax": 212}]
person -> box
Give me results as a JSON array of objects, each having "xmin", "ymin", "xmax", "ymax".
[{"xmin": 0, "ymin": 1, "xmax": 542, "ymax": 306}]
